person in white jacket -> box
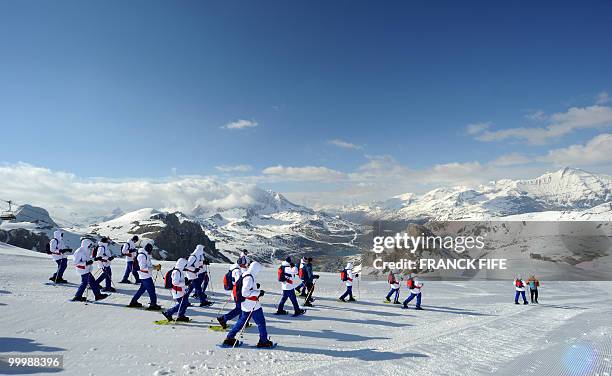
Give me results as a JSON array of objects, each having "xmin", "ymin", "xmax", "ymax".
[
  {"xmin": 385, "ymin": 270, "xmax": 401, "ymax": 304},
  {"xmin": 185, "ymin": 245, "xmax": 213, "ymax": 307},
  {"xmin": 339, "ymin": 262, "xmax": 358, "ymax": 302},
  {"xmin": 128, "ymin": 243, "xmax": 162, "ymax": 310},
  {"xmin": 94, "ymin": 237, "xmax": 116, "ymax": 292},
  {"xmin": 402, "ymin": 275, "xmax": 423, "ymax": 310},
  {"xmin": 162, "ymin": 258, "xmax": 190, "ymax": 322},
  {"xmin": 222, "ymin": 262, "xmax": 274, "ymax": 348},
  {"xmin": 71, "ymin": 239, "xmax": 109, "ymax": 302},
  {"xmin": 216, "ymin": 262, "xmax": 243, "ymax": 329},
  {"xmin": 48, "ymin": 230, "xmax": 70, "ymax": 283},
  {"xmin": 275, "ymin": 257, "xmax": 306, "ymax": 317},
  {"xmin": 119, "ymin": 235, "xmax": 140, "ymax": 284},
  {"xmin": 514, "ymin": 277, "xmax": 529, "ymax": 305}
]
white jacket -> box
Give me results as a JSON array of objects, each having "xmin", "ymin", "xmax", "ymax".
[
  {"xmin": 344, "ymin": 262, "xmax": 355, "ymax": 287},
  {"xmin": 409, "ymin": 279, "xmax": 423, "ymax": 294},
  {"xmin": 96, "ymin": 242, "xmax": 112, "ymax": 268},
  {"xmin": 279, "ymin": 261, "xmax": 298, "ymax": 291},
  {"xmin": 170, "ymin": 258, "xmax": 187, "ymax": 300},
  {"xmin": 73, "ymin": 239, "xmax": 93, "ymax": 275},
  {"xmin": 514, "ymin": 279, "xmax": 526, "ymax": 292},
  {"xmin": 49, "ymin": 230, "xmax": 65, "ymax": 261},
  {"xmin": 241, "ymin": 262, "xmax": 262, "ymax": 312},
  {"xmin": 121, "ymin": 240, "xmax": 137, "ymax": 261},
  {"xmin": 185, "ymin": 245, "xmax": 205, "ymax": 280},
  {"xmin": 136, "ymin": 249, "xmax": 153, "ymax": 280}
]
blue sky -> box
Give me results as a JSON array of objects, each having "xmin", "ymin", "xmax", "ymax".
[{"xmin": 1, "ymin": 1, "xmax": 612, "ymax": 207}]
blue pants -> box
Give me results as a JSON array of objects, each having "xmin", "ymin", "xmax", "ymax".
[
  {"xmin": 340, "ymin": 285, "xmax": 353, "ymax": 300},
  {"xmin": 121, "ymin": 261, "xmax": 140, "ymax": 282},
  {"xmin": 53, "ymin": 258, "xmax": 68, "ymax": 280},
  {"xmin": 186, "ymin": 275, "xmax": 206, "ymax": 303},
  {"xmin": 95, "ymin": 266, "xmax": 112, "ymax": 289},
  {"xmin": 131, "ymin": 277, "xmax": 157, "ymax": 305},
  {"xmin": 223, "ymin": 300, "xmax": 242, "ymax": 322},
  {"xmin": 75, "ymin": 273, "xmax": 101, "ymax": 298},
  {"xmin": 386, "ymin": 288, "xmax": 400, "ymax": 302},
  {"xmin": 515, "ymin": 290, "xmax": 528, "ymax": 304},
  {"xmin": 278, "ymin": 289, "xmax": 300, "ymax": 312},
  {"xmin": 201, "ymin": 273, "xmax": 209, "ymax": 293},
  {"xmin": 403, "ymin": 292, "xmax": 421, "ymax": 308},
  {"xmin": 227, "ymin": 308, "xmax": 268, "ymax": 343},
  {"xmin": 165, "ymin": 295, "xmax": 189, "ymax": 317}
]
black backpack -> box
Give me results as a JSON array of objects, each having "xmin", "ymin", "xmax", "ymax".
[
  {"xmin": 45, "ymin": 242, "xmax": 51, "ymax": 254},
  {"xmin": 164, "ymin": 269, "xmax": 176, "ymax": 289},
  {"xmin": 233, "ymin": 274, "xmax": 253, "ymax": 303}
]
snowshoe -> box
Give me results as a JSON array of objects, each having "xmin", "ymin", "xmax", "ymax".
[
  {"xmin": 154, "ymin": 318, "xmax": 192, "ymax": 325},
  {"xmin": 274, "ymin": 309, "xmax": 289, "ymax": 315},
  {"xmin": 147, "ymin": 304, "xmax": 163, "ymax": 311},
  {"xmin": 101, "ymin": 287, "xmax": 116, "ymax": 293},
  {"xmin": 49, "ymin": 276, "xmax": 58, "ymax": 283},
  {"xmin": 393, "ymin": 301, "xmax": 401, "ymax": 305},
  {"xmin": 162, "ymin": 311, "xmax": 173, "ymax": 321},
  {"xmin": 303, "ymin": 301, "xmax": 314, "ymax": 307},
  {"xmin": 415, "ymin": 306, "xmax": 424, "ymax": 310},
  {"xmin": 221, "ymin": 338, "xmax": 242, "ymax": 348},
  {"xmin": 338, "ymin": 298, "xmax": 346, "ymax": 303},
  {"xmin": 348, "ymin": 298, "xmax": 356, "ymax": 302},
  {"xmin": 401, "ymin": 305, "xmax": 409, "ymax": 309},
  {"xmin": 95, "ymin": 294, "xmax": 109, "ymax": 302},
  {"xmin": 523, "ymin": 302, "xmax": 529, "ymax": 305},
  {"xmin": 71, "ymin": 296, "xmax": 87, "ymax": 302},
  {"xmin": 127, "ymin": 301, "xmax": 143, "ymax": 308},
  {"xmin": 199, "ymin": 301, "xmax": 214, "ymax": 307},
  {"xmin": 514, "ymin": 302, "xmax": 520, "ymax": 305},
  {"xmin": 175, "ymin": 316, "xmax": 190, "ymax": 322},
  {"xmin": 292, "ymin": 309, "xmax": 306, "ymax": 317},
  {"xmin": 256, "ymin": 339, "xmax": 276, "ymax": 349},
  {"xmin": 384, "ymin": 298, "xmax": 391, "ymax": 303},
  {"xmin": 57, "ymin": 279, "xmax": 69, "ymax": 284},
  {"xmin": 216, "ymin": 316, "xmax": 227, "ymax": 329}
]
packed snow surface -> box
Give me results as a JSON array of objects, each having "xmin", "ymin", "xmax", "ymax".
[{"xmin": 0, "ymin": 242, "xmax": 611, "ymax": 375}]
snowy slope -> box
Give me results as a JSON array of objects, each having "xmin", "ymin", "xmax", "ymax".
[
  {"xmin": 1, "ymin": 242, "xmax": 611, "ymax": 376},
  {"xmin": 331, "ymin": 168, "xmax": 612, "ymax": 221}
]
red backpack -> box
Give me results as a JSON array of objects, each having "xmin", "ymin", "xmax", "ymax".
[
  {"xmin": 340, "ymin": 269, "xmax": 348, "ymax": 281},
  {"xmin": 223, "ymin": 269, "xmax": 234, "ymax": 291},
  {"xmin": 407, "ymin": 278, "xmax": 414, "ymax": 289},
  {"xmin": 277, "ymin": 266, "xmax": 287, "ymax": 282}
]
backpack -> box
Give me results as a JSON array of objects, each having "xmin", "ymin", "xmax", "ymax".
[
  {"xmin": 233, "ymin": 274, "xmax": 253, "ymax": 303},
  {"xmin": 223, "ymin": 269, "xmax": 234, "ymax": 291},
  {"xmin": 45, "ymin": 242, "xmax": 51, "ymax": 254},
  {"xmin": 298, "ymin": 266, "xmax": 304, "ymax": 279},
  {"xmin": 163, "ymin": 269, "xmax": 176, "ymax": 289},
  {"xmin": 407, "ymin": 278, "xmax": 414, "ymax": 289},
  {"xmin": 388, "ymin": 273, "xmax": 396, "ymax": 285},
  {"xmin": 340, "ymin": 269, "xmax": 348, "ymax": 282},
  {"xmin": 277, "ymin": 266, "xmax": 287, "ymax": 282},
  {"xmin": 515, "ymin": 280, "xmax": 524, "ymax": 288}
]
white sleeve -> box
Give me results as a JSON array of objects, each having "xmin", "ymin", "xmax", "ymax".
[
  {"xmin": 242, "ymin": 276, "xmax": 259, "ymax": 299},
  {"xmin": 171, "ymin": 270, "xmax": 184, "ymax": 287},
  {"xmin": 232, "ymin": 268, "xmax": 241, "ymax": 283},
  {"xmin": 121, "ymin": 243, "xmax": 129, "ymax": 255},
  {"xmin": 137, "ymin": 254, "xmax": 149, "ymax": 272}
]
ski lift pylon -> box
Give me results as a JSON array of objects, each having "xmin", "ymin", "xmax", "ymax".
[{"xmin": 1, "ymin": 200, "xmax": 17, "ymax": 221}]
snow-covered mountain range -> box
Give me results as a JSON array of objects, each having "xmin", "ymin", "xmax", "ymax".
[{"xmin": 329, "ymin": 168, "xmax": 611, "ymax": 222}]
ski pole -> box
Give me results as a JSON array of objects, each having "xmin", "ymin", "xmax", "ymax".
[
  {"xmin": 232, "ymin": 298, "xmax": 260, "ymax": 350},
  {"xmin": 304, "ymin": 280, "xmax": 317, "ymax": 303},
  {"xmin": 357, "ymin": 277, "xmax": 360, "ymax": 300},
  {"xmin": 213, "ymin": 294, "xmax": 234, "ymax": 319}
]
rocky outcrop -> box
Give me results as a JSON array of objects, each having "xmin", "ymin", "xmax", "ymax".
[
  {"xmin": 136, "ymin": 213, "xmax": 230, "ymax": 262},
  {"xmin": 0, "ymin": 228, "xmax": 50, "ymax": 252}
]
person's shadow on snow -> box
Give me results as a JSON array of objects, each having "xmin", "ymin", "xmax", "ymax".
[
  {"xmin": 279, "ymin": 345, "xmax": 428, "ymax": 361},
  {"xmin": 266, "ymin": 327, "xmax": 390, "ymax": 342},
  {"xmin": 0, "ymin": 337, "xmax": 65, "ymax": 374}
]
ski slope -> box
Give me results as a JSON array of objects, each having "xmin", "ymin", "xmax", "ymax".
[{"xmin": 0, "ymin": 242, "xmax": 611, "ymax": 376}]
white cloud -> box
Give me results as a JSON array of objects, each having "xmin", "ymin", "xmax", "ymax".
[
  {"xmin": 214, "ymin": 164, "xmax": 252, "ymax": 173},
  {"xmin": 524, "ymin": 110, "xmax": 547, "ymax": 122},
  {"xmin": 472, "ymin": 105, "xmax": 612, "ymax": 144},
  {"xmin": 262, "ymin": 165, "xmax": 346, "ymax": 182},
  {"xmin": 596, "ymin": 91, "xmax": 610, "ymax": 105},
  {"xmin": 536, "ymin": 133, "xmax": 612, "ymax": 166},
  {"xmin": 490, "ymin": 153, "xmax": 531, "ymax": 167},
  {"xmin": 328, "ymin": 139, "xmax": 363, "ymax": 150},
  {"xmin": 0, "ymin": 162, "xmax": 265, "ymax": 221},
  {"xmin": 466, "ymin": 122, "xmax": 491, "ymax": 135},
  {"xmin": 221, "ymin": 119, "xmax": 258, "ymax": 130}
]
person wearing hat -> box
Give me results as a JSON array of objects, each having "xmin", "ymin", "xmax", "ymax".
[
  {"xmin": 275, "ymin": 257, "xmax": 306, "ymax": 317},
  {"xmin": 119, "ymin": 235, "xmax": 140, "ymax": 284},
  {"xmin": 128, "ymin": 242, "xmax": 162, "ymax": 310},
  {"xmin": 94, "ymin": 237, "xmax": 116, "ymax": 293}
]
